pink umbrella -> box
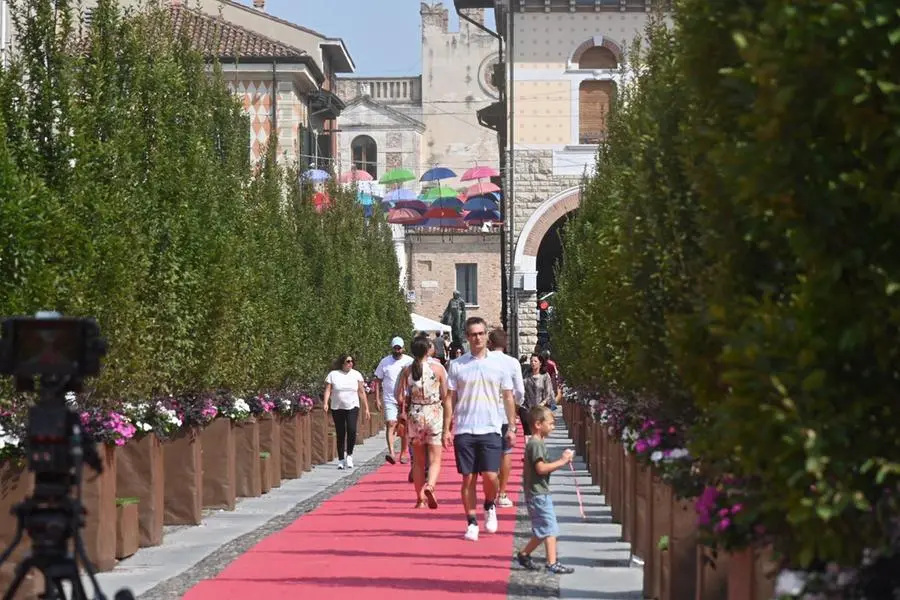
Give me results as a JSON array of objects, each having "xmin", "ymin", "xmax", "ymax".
[
  {"xmin": 387, "ymin": 208, "xmax": 424, "ymax": 225},
  {"xmin": 464, "ymin": 182, "xmax": 501, "ymax": 198},
  {"xmin": 339, "ymin": 169, "xmax": 374, "ymax": 183},
  {"xmin": 461, "ymin": 165, "xmax": 500, "ymax": 182}
]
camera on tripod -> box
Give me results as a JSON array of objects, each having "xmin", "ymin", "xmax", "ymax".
[{"xmin": 0, "ymin": 312, "xmax": 134, "ymax": 600}]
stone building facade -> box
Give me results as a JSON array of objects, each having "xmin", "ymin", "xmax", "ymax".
[
  {"xmin": 454, "ymin": 0, "xmax": 654, "ymax": 353},
  {"xmin": 334, "ymin": 3, "xmax": 504, "ymax": 328}
]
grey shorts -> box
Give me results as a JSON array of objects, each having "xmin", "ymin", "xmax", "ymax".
[{"xmin": 526, "ymin": 493, "xmax": 560, "ymax": 539}]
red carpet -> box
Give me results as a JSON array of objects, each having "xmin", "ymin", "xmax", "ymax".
[{"xmin": 184, "ymin": 436, "xmax": 524, "ymax": 600}]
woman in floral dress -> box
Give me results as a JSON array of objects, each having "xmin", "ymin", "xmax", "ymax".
[{"xmin": 397, "ymin": 336, "xmax": 449, "ymax": 509}]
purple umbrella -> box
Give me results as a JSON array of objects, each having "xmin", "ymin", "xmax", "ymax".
[{"xmin": 384, "ymin": 188, "xmax": 418, "ymax": 203}]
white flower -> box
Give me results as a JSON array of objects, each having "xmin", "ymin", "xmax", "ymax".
[
  {"xmin": 65, "ymin": 391, "xmax": 77, "ymax": 403},
  {"xmin": 137, "ymin": 421, "xmax": 153, "ymax": 432},
  {"xmin": 668, "ymin": 448, "xmax": 690, "ymax": 460},
  {"xmin": 651, "ymin": 451, "xmax": 663, "ymax": 463},
  {"xmin": 279, "ymin": 399, "xmax": 291, "ymax": 411},
  {"xmin": 0, "ymin": 425, "xmax": 20, "ymax": 450}
]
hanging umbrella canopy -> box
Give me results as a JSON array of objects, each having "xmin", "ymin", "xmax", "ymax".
[
  {"xmin": 464, "ymin": 194, "xmax": 500, "ymax": 212},
  {"xmin": 302, "ymin": 169, "xmax": 330, "ymax": 183},
  {"xmin": 422, "ymin": 207, "xmax": 462, "ymax": 220},
  {"xmin": 339, "ymin": 169, "xmax": 373, "ymax": 183},
  {"xmin": 430, "ymin": 197, "xmax": 464, "ymax": 212},
  {"xmin": 387, "ymin": 208, "xmax": 425, "ymax": 225},
  {"xmin": 465, "ymin": 182, "xmax": 501, "ymax": 198},
  {"xmin": 461, "ymin": 165, "xmax": 500, "ymax": 181},
  {"xmin": 463, "ymin": 209, "xmax": 501, "ymax": 224},
  {"xmin": 384, "ymin": 188, "xmax": 418, "ymax": 203},
  {"xmin": 421, "ymin": 216, "xmax": 468, "ymax": 229},
  {"xmin": 422, "ymin": 185, "xmax": 459, "ymax": 201},
  {"xmin": 394, "ymin": 199, "xmax": 428, "ymax": 212},
  {"xmin": 379, "ymin": 168, "xmax": 416, "ymax": 185},
  {"xmin": 420, "ymin": 166, "xmax": 457, "ymax": 182}
]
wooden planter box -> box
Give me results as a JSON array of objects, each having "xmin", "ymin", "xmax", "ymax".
[
  {"xmin": 622, "ymin": 452, "xmax": 636, "ymax": 543},
  {"xmin": 610, "ymin": 442, "xmax": 623, "ymax": 522},
  {"xmin": 648, "ymin": 474, "xmax": 673, "ymax": 598},
  {"xmin": 234, "ymin": 420, "xmax": 262, "ymax": 498},
  {"xmin": 310, "ymin": 406, "xmax": 330, "ymax": 465},
  {"xmin": 115, "ymin": 433, "xmax": 165, "ymax": 547},
  {"xmin": 201, "ymin": 418, "xmax": 236, "ymax": 511},
  {"xmin": 697, "ymin": 547, "xmax": 730, "ymax": 600},
  {"xmin": 634, "ymin": 462, "xmax": 653, "ymax": 561},
  {"xmin": 260, "ymin": 453, "xmax": 272, "ymax": 494},
  {"xmin": 600, "ymin": 426, "xmax": 610, "ymax": 497},
  {"xmin": 280, "ymin": 414, "xmax": 304, "ymax": 480},
  {"xmin": 163, "ymin": 427, "xmax": 203, "ymax": 526},
  {"xmin": 115, "ymin": 499, "xmax": 140, "ymax": 560},
  {"xmin": 84, "ymin": 444, "xmax": 117, "ymax": 572},
  {"xmin": 726, "ymin": 548, "xmax": 776, "ymax": 600},
  {"xmin": 0, "ymin": 463, "xmax": 43, "ymax": 598},
  {"xmin": 660, "ymin": 497, "xmax": 698, "ymax": 600},
  {"xmin": 326, "ymin": 415, "xmax": 337, "ymax": 462},
  {"xmin": 300, "ymin": 412, "xmax": 313, "ymax": 472},
  {"xmin": 592, "ymin": 424, "xmax": 602, "ymax": 487},
  {"xmin": 258, "ymin": 416, "xmax": 282, "ymax": 489}
]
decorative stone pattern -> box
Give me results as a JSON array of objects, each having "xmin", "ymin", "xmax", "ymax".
[
  {"xmin": 386, "ymin": 131, "xmax": 403, "ymax": 149},
  {"xmin": 228, "ymin": 79, "xmax": 272, "ymax": 164},
  {"xmin": 386, "ymin": 152, "xmax": 402, "ymax": 169}
]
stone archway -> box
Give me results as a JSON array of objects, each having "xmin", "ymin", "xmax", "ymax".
[{"xmin": 512, "ymin": 187, "xmax": 581, "ymax": 353}]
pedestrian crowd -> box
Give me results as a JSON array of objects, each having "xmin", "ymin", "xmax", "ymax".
[{"xmin": 322, "ymin": 317, "xmax": 575, "ymax": 575}]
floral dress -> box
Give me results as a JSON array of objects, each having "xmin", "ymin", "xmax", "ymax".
[{"xmin": 407, "ymin": 361, "xmax": 444, "ymax": 446}]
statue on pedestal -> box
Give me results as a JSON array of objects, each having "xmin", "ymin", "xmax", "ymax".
[{"xmin": 440, "ymin": 291, "xmax": 467, "ymax": 348}]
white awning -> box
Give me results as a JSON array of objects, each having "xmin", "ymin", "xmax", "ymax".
[{"xmin": 411, "ymin": 312, "xmax": 451, "ymax": 333}]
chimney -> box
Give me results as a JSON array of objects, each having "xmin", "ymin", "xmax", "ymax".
[{"xmin": 253, "ymin": 0, "xmax": 265, "ymax": 9}]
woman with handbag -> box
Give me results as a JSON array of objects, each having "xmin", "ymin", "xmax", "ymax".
[
  {"xmin": 396, "ymin": 336, "xmax": 449, "ymax": 509},
  {"xmin": 521, "ymin": 353, "xmax": 554, "ymax": 442}
]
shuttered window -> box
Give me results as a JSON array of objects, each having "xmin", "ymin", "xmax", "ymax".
[{"xmin": 578, "ymin": 81, "xmax": 615, "ymax": 144}]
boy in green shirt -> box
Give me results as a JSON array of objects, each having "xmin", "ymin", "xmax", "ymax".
[{"xmin": 515, "ymin": 405, "xmax": 575, "ymax": 574}]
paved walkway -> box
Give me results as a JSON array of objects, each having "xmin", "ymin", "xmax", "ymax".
[{"xmin": 94, "ymin": 412, "xmax": 643, "ymax": 599}]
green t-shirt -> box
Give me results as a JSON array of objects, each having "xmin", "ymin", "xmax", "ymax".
[{"xmin": 523, "ymin": 437, "xmax": 552, "ymax": 496}]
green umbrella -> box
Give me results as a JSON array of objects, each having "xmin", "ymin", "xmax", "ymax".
[
  {"xmin": 379, "ymin": 168, "xmax": 416, "ymax": 185},
  {"xmin": 423, "ymin": 185, "xmax": 458, "ymax": 201}
]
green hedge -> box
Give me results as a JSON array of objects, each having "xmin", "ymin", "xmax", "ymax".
[
  {"xmin": 554, "ymin": 2, "xmax": 900, "ymax": 572},
  {"xmin": 0, "ymin": 0, "xmax": 411, "ymax": 401}
]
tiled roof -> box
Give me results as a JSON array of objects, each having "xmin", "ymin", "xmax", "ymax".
[{"xmin": 169, "ymin": 5, "xmax": 308, "ymax": 60}]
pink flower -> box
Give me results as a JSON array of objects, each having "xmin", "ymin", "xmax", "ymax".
[
  {"xmin": 731, "ymin": 504, "xmax": 743, "ymax": 514},
  {"xmin": 714, "ymin": 518, "xmax": 731, "ymax": 532},
  {"xmin": 635, "ymin": 439, "xmax": 648, "ymax": 453},
  {"xmin": 718, "ymin": 508, "xmax": 730, "ymax": 517},
  {"xmin": 668, "ymin": 427, "xmax": 676, "ymax": 434}
]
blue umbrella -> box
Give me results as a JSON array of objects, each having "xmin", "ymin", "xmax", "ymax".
[
  {"xmin": 463, "ymin": 209, "xmax": 501, "ymax": 224},
  {"xmin": 385, "ymin": 188, "xmax": 418, "ymax": 203},
  {"xmin": 301, "ymin": 169, "xmax": 330, "ymax": 183},
  {"xmin": 420, "ymin": 217, "xmax": 467, "ymax": 229},
  {"xmin": 463, "ymin": 194, "xmax": 499, "ymax": 212},
  {"xmin": 420, "ymin": 167, "xmax": 456, "ymax": 182}
]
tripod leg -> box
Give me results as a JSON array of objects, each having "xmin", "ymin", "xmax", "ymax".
[
  {"xmin": 0, "ymin": 520, "xmax": 25, "ymax": 569},
  {"xmin": 73, "ymin": 535, "xmax": 106, "ymax": 600},
  {"xmin": 2, "ymin": 558, "xmax": 32, "ymax": 600}
]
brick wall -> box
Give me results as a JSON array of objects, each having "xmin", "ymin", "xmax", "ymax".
[{"xmin": 407, "ymin": 231, "xmax": 502, "ymax": 329}]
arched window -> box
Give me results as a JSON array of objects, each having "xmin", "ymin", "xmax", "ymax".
[
  {"xmin": 579, "ymin": 81, "xmax": 616, "ymax": 144},
  {"xmin": 351, "ymin": 135, "xmax": 378, "ymax": 179},
  {"xmin": 578, "ymin": 46, "xmax": 618, "ymax": 70}
]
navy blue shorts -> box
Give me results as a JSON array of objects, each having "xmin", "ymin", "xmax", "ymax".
[{"xmin": 454, "ymin": 432, "xmax": 502, "ymax": 475}]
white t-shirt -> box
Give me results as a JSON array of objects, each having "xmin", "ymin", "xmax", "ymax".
[
  {"xmin": 448, "ymin": 352, "xmax": 513, "ymax": 436},
  {"xmin": 488, "ymin": 350, "xmax": 526, "ymax": 423},
  {"xmin": 374, "ymin": 354, "xmax": 413, "ymax": 404},
  {"xmin": 325, "ymin": 369, "xmax": 364, "ymax": 410}
]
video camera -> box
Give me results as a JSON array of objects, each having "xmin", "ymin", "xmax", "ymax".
[{"xmin": 0, "ymin": 312, "xmax": 134, "ymax": 600}]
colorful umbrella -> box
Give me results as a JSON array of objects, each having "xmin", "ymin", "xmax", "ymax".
[
  {"xmin": 387, "ymin": 208, "xmax": 424, "ymax": 225},
  {"xmin": 420, "ymin": 166, "xmax": 456, "ymax": 182},
  {"xmin": 430, "ymin": 197, "xmax": 464, "ymax": 211},
  {"xmin": 339, "ymin": 169, "xmax": 373, "ymax": 183},
  {"xmin": 463, "ymin": 209, "xmax": 501, "ymax": 224},
  {"xmin": 461, "ymin": 165, "xmax": 500, "ymax": 181},
  {"xmin": 384, "ymin": 188, "xmax": 418, "ymax": 203},
  {"xmin": 465, "ymin": 182, "xmax": 501, "ymax": 198},
  {"xmin": 302, "ymin": 169, "xmax": 330, "ymax": 183},
  {"xmin": 379, "ymin": 168, "xmax": 416, "ymax": 185},
  {"xmin": 421, "ymin": 216, "xmax": 467, "ymax": 229},
  {"xmin": 464, "ymin": 194, "xmax": 500, "ymax": 212},
  {"xmin": 422, "ymin": 185, "xmax": 459, "ymax": 201},
  {"xmin": 353, "ymin": 181, "xmax": 379, "ymax": 196},
  {"xmin": 394, "ymin": 199, "xmax": 428, "ymax": 212}
]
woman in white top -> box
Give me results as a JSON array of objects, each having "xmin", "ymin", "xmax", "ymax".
[
  {"xmin": 323, "ymin": 353, "xmax": 370, "ymax": 469},
  {"xmin": 396, "ymin": 337, "xmax": 449, "ymax": 509}
]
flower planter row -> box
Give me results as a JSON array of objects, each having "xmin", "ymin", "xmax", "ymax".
[
  {"xmin": 0, "ymin": 398, "xmax": 385, "ymax": 598},
  {"xmin": 563, "ymin": 402, "xmax": 776, "ymax": 600}
]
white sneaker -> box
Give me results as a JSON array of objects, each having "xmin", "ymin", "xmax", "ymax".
[
  {"xmin": 497, "ymin": 494, "xmax": 514, "ymax": 508},
  {"xmin": 464, "ymin": 523, "xmax": 479, "ymax": 541},
  {"xmin": 345, "ymin": 455, "xmax": 354, "ymax": 468},
  {"xmin": 485, "ymin": 506, "xmax": 498, "ymax": 533},
  {"xmin": 337, "ymin": 459, "xmax": 345, "ymax": 470}
]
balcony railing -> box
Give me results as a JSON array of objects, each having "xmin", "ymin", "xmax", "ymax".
[
  {"xmin": 578, "ymin": 130, "xmax": 607, "ymax": 145},
  {"xmin": 515, "ymin": 0, "xmax": 658, "ymax": 11}
]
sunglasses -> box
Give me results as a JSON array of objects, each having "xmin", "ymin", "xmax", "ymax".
[{"xmin": 344, "ymin": 358, "xmax": 354, "ymax": 364}]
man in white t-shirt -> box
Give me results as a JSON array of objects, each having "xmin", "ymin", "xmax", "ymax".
[
  {"xmin": 444, "ymin": 317, "xmax": 517, "ymax": 542},
  {"xmin": 487, "ymin": 328, "xmax": 525, "ymax": 509},
  {"xmin": 374, "ymin": 336, "xmax": 414, "ymax": 464}
]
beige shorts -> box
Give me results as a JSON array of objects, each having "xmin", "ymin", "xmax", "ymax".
[{"xmin": 407, "ymin": 403, "xmax": 444, "ymax": 446}]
